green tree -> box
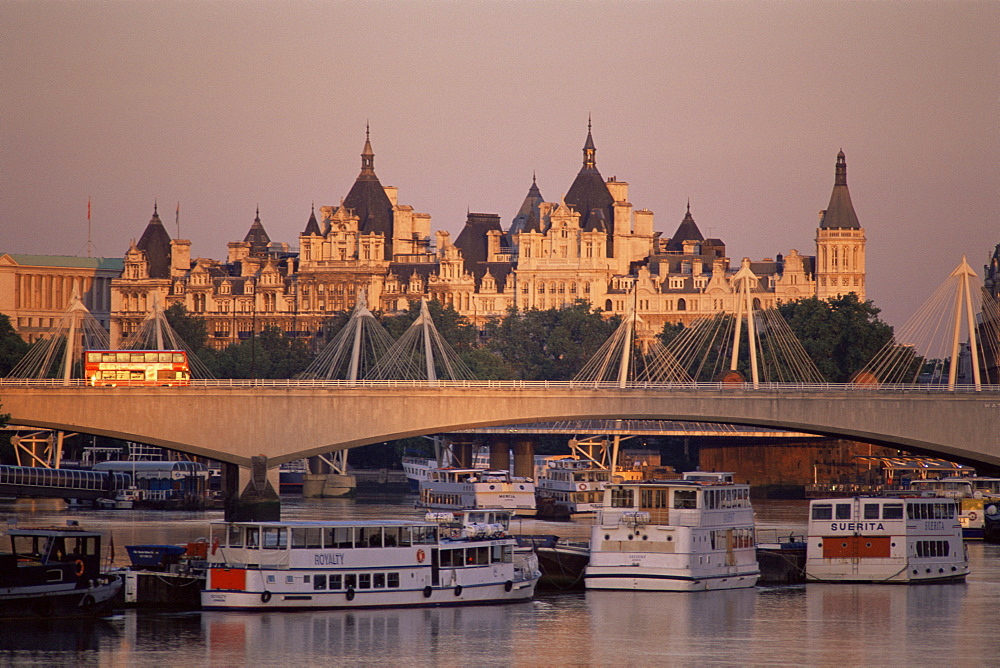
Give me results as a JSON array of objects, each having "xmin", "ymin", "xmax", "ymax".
[
  {"xmin": 380, "ymin": 299, "xmax": 478, "ymax": 353},
  {"xmin": 0, "ymin": 313, "xmax": 30, "ymax": 376},
  {"xmin": 164, "ymin": 303, "xmax": 209, "ymax": 352},
  {"xmin": 777, "ymin": 294, "xmax": 894, "ymax": 382},
  {"xmin": 208, "ymin": 326, "xmax": 312, "ymax": 379},
  {"xmin": 484, "ymin": 300, "xmax": 620, "ymax": 380}
]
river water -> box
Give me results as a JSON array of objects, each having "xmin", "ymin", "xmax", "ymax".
[{"xmin": 1, "ymin": 496, "xmax": 998, "ymax": 665}]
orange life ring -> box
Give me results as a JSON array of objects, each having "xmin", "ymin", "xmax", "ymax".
[
  {"xmin": 969, "ymin": 511, "xmax": 978, "ymax": 521},
  {"xmin": 416, "ymin": 549, "xmax": 426, "ymax": 563},
  {"xmin": 578, "ymin": 483, "xmax": 587, "ymax": 491},
  {"xmin": 74, "ymin": 559, "xmax": 85, "ymax": 577}
]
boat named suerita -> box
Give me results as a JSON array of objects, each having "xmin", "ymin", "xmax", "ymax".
[{"xmin": 805, "ymin": 495, "xmax": 969, "ymax": 583}]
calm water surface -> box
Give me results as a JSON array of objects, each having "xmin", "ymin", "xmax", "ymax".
[{"xmin": 1, "ymin": 496, "xmax": 998, "ymax": 666}]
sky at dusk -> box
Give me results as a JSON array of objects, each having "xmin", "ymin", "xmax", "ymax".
[{"xmin": 2, "ymin": 1, "xmax": 996, "ymax": 329}]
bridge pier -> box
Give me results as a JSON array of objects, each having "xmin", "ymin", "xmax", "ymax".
[
  {"xmin": 513, "ymin": 439, "xmax": 535, "ymax": 479},
  {"xmin": 489, "ymin": 437, "xmax": 511, "ymax": 471},
  {"xmin": 222, "ymin": 456, "xmax": 280, "ymax": 522}
]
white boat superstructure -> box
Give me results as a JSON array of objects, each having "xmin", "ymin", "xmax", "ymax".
[
  {"xmin": 905, "ymin": 477, "xmax": 1000, "ymax": 540},
  {"xmin": 585, "ymin": 472, "xmax": 759, "ymax": 591},
  {"xmin": 419, "ymin": 468, "xmax": 536, "ymax": 517},
  {"xmin": 403, "ymin": 451, "xmax": 491, "ymax": 491},
  {"xmin": 805, "ymin": 496, "xmax": 969, "ymax": 583},
  {"xmin": 201, "ymin": 510, "xmax": 540, "ymax": 610},
  {"xmin": 536, "ymin": 457, "xmax": 611, "ymax": 516}
]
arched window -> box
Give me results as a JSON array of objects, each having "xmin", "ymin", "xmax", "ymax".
[
  {"xmin": 604, "ymin": 299, "xmax": 613, "ymax": 311},
  {"xmin": 677, "ymin": 298, "xmax": 687, "ymax": 311}
]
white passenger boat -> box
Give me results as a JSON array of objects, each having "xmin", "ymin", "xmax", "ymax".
[
  {"xmin": 418, "ymin": 468, "xmax": 536, "ymax": 517},
  {"xmin": 535, "ymin": 457, "xmax": 611, "ymax": 517},
  {"xmin": 904, "ymin": 477, "xmax": 1000, "ymax": 540},
  {"xmin": 201, "ymin": 509, "xmax": 540, "ymax": 610},
  {"xmin": 805, "ymin": 495, "xmax": 969, "ymax": 583},
  {"xmin": 403, "ymin": 451, "xmax": 491, "ymax": 492},
  {"xmin": 584, "ymin": 472, "xmax": 759, "ymax": 591}
]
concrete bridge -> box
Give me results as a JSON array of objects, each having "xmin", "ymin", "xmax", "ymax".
[{"xmin": 2, "ymin": 380, "xmax": 998, "ymax": 468}]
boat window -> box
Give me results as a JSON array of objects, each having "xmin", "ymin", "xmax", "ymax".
[
  {"xmin": 440, "ymin": 549, "xmax": 462, "ymax": 568},
  {"xmin": 357, "ymin": 527, "xmax": 383, "ymax": 548},
  {"xmin": 915, "ymin": 540, "xmax": 950, "ymax": 558},
  {"xmin": 313, "ymin": 574, "xmax": 327, "ymax": 590},
  {"xmin": 327, "ymin": 527, "xmax": 353, "ymax": 549},
  {"xmin": 358, "ymin": 574, "xmax": 372, "ymax": 589},
  {"xmin": 262, "ymin": 528, "xmax": 287, "ymax": 550},
  {"xmin": 835, "ymin": 504, "xmax": 852, "ymax": 520},
  {"xmin": 882, "ymin": 504, "xmax": 903, "ymax": 519},
  {"xmin": 46, "ymin": 568, "xmax": 64, "ymax": 582},
  {"xmin": 397, "ymin": 527, "xmax": 412, "ymax": 547},
  {"xmin": 227, "ymin": 525, "xmax": 243, "ymax": 547},
  {"xmin": 467, "ymin": 546, "xmax": 490, "ymax": 566},
  {"xmin": 292, "ymin": 528, "xmax": 322, "ymax": 549},
  {"xmin": 411, "ymin": 526, "xmax": 437, "ymax": 545},
  {"xmin": 673, "ymin": 490, "xmax": 697, "ymax": 509},
  {"xmin": 503, "ymin": 545, "xmax": 513, "ymax": 563},
  {"xmin": 641, "ymin": 488, "xmax": 669, "ymax": 510},
  {"xmin": 345, "ymin": 574, "xmax": 357, "ymax": 589},
  {"xmin": 469, "ymin": 512, "xmax": 486, "ymax": 523},
  {"xmin": 610, "ymin": 488, "xmax": 635, "ymax": 508},
  {"xmin": 329, "ymin": 574, "xmax": 343, "ymax": 590},
  {"xmin": 492, "ymin": 545, "xmax": 504, "ymax": 563},
  {"xmin": 863, "ymin": 504, "xmax": 880, "ymax": 520},
  {"xmin": 383, "ymin": 527, "xmax": 399, "ymax": 547},
  {"xmin": 812, "ymin": 504, "xmax": 833, "ymax": 520},
  {"xmin": 246, "ymin": 528, "xmax": 260, "ymax": 549},
  {"xmin": 388, "ymin": 573, "xmax": 400, "ymax": 588},
  {"xmin": 373, "ymin": 573, "xmax": 386, "ymax": 588}
]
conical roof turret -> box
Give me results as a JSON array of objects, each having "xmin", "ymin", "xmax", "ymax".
[
  {"xmin": 244, "ymin": 207, "xmax": 271, "ymax": 257},
  {"xmin": 136, "ymin": 202, "xmax": 173, "ymax": 279},
  {"xmin": 665, "ymin": 201, "xmax": 705, "ymax": 252},
  {"xmin": 819, "ymin": 150, "xmax": 861, "ymax": 229},
  {"xmin": 342, "ymin": 125, "xmax": 394, "ymax": 257}
]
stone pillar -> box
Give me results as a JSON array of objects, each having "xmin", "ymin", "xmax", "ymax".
[
  {"xmin": 489, "ymin": 437, "xmax": 511, "ymax": 471},
  {"xmin": 512, "ymin": 439, "xmax": 535, "ymax": 479},
  {"xmin": 225, "ymin": 455, "xmax": 280, "ymax": 522}
]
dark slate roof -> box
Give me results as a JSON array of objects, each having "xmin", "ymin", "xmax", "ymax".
[
  {"xmin": 303, "ymin": 207, "xmax": 321, "ymax": 236},
  {"xmin": 244, "ymin": 209, "xmax": 271, "ymax": 256},
  {"xmin": 509, "ymin": 177, "xmax": 544, "ymax": 235},
  {"xmin": 479, "ymin": 262, "xmax": 513, "ymax": 292},
  {"xmin": 665, "ymin": 203, "xmax": 705, "ymax": 252},
  {"xmin": 820, "ymin": 151, "xmax": 861, "ymax": 229},
  {"xmin": 564, "ymin": 125, "xmax": 615, "ymax": 235},
  {"xmin": 136, "ymin": 205, "xmax": 173, "ymax": 279},
  {"xmin": 454, "ymin": 213, "xmax": 503, "ymax": 277},
  {"xmin": 388, "ymin": 263, "xmax": 437, "ymax": 282},
  {"xmin": 342, "ymin": 130, "xmax": 394, "ymax": 257}
]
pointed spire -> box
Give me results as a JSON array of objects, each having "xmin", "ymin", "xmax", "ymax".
[
  {"xmin": 245, "ymin": 207, "xmax": 271, "ymax": 256},
  {"xmin": 582, "ymin": 116, "xmax": 597, "ymax": 170},
  {"xmin": 820, "ymin": 150, "xmax": 861, "ymax": 229},
  {"xmin": 360, "ymin": 122, "xmax": 375, "ymax": 176},
  {"xmin": 303, "ymin": 203, "xmax": 321, "ymax": 236}
]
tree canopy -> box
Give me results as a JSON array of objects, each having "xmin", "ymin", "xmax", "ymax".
[
  {"xmin": 483, "ymin": 300, "xmax": 620, "ymax": 380},
  {"xmin": 0, "ymin": 313, "xmax": 29, "ymax": 377},
  {"xmin": 777, "ymin": 294, "xmax": 894, "ymax": 382},
  {"xmin": 206, "ymin": 326, "xmax": 312, "ymax": 379}
]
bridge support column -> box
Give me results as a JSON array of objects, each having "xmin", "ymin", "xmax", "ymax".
[
  {"xmin": 223, "ymin": 456, "xmax": 280, "ymax": 522},
  {"xmin": 489, "ymin": 437, "xmax": 511, "ymax": 471},
  {"xmin": 512, "ymin": 439, "xmax": 535, "ymax": 479},
  {"xmin": 450, "ymin": 439, "xmax": 474, "ymax": 468}
]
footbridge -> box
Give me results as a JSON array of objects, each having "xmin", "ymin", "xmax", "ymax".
[{"xmin": 1, "ymin": 381, "xmax": 998, "ymax": 468}]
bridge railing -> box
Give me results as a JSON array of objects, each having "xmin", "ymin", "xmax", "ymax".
[{"xmin": 0, "ymin": 378, "xmax": 996, "ymax": 392}]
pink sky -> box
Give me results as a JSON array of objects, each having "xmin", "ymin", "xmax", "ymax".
[{"xmin": 2, "ymin": 1, "xmax": 996, "ymax": 328}]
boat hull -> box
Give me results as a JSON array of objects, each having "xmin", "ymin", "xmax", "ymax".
[
  {"xmin": 0, "ymin": 576, "xmax": 122, "ymax": 618},
  {"xmin": 585, "ymin": 567, "xmax": 758, "ymax": 592},
  {"xmin": 202, "ymin": 578, "xmax": 537, "ymax": 610}
]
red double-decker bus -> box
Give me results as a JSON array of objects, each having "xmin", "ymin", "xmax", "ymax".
[{"xmin": 85, "ymin": 350, "xmax": 191, "ymax": 386}]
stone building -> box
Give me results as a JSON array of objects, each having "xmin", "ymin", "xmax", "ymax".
[
  {"xmin": 109, "ymin": 126, "xmax": 868, "ymax": 350},
  {"xmin": 0, "ymin": 253, "xmax": 122, "ymax": 343}
]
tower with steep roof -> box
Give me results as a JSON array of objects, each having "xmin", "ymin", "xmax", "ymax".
[
  {"xmin": 136, "ymin": 203, "xmax": 173, "ymax": 280},
  {"xmin": 509, "ymin": 175, "xmax": 545, "ymax": 236},
  {"xmin": 340, "ymin": 126, "xmax": 395, "ymax": 259},
  {"xmin": 244, "ymin": 207, "xmax": 271, "ymax": 258},
  {"xmin": 564, "ymin": 120, "xmax": 616, "ymax": 255},
  {"xmin": 815, "ymin": 150, "xmax": 867, "ymax": 301}
]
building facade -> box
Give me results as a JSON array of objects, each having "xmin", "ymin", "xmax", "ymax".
[
  {"xmin": 110, "ymin": 127, "xmax": 868, "ymax": 349},
  {"xmin": 0, "ymin": 254, "xmax": 122, "ymax": 343}
]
